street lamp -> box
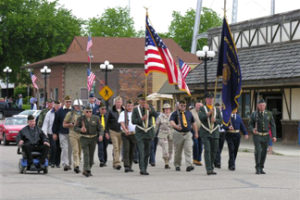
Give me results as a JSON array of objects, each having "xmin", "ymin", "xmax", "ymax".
[
  {"xmin": 40, "ymin": 65, "xmax": 51, "ymax": 107},
  {"xmin": 3, "ymin": 66, "xmax": 12, "ymax": 99},
  {"xmin": 100, "ymin": 60, "xmax": 114, "ymax": 108},
  {"xmin": 196, "ymin": 45, "xmax": 215, "ymax": 95}
]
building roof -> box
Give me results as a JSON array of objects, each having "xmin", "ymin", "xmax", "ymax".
[
  {"xmin": 186, "ymin": 40, "xmax": 300, "ymax": 89},
  {"xmin": 27, "ymin": 37, "xmax": 199, "ymax": 68}
]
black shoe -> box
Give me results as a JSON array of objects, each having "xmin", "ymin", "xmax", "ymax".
[
  {"xmin": 150, "ymin": 163, "xmax": 155, "ymax": 167},
  {"xmin": 186, "ymin": 166, "xmax": 194, "ymax": 172},
  {"xmin": 124, "ymin": 167, "xmax": 130, "ymax": 173},
  {"xmin": 214, "ymin": 164, "xmax": 221, "ymax": 169},
  {"xmin": 50, "ymin": 164, "xmax": 55, "ymax": 168},
  {"xmin": 87, "ymin": 170, "xmax": 93, "ymax": 176},
  {"xmin": 129, "ymin": 168, "xmax": 134, "ymax": 172},
  {"xmin": 175, "ymin": 167, "xmax": 180, "ymax": 171},
  {"xmin": 74, "ymin": 166, "xmax": 80, "ymax": 174},
  {"xmin": 99, "ymin": 162, "xmax": 106, "ymax": 167},
  {"xmin": 260, "ymin": 170, "xmax": 266, "ymax": 174},
  {"xmin": 82, "ymin": 171, "xmax": 90, "ymax": 177},
  {"xmin": 64, "ymin": 166, "xmax": 69, "ymax": 171},
  {"xmin": 165, "ymin": 165, "xmax": 171, "ymax": 169},
  {"xmin": 67, "ymin": 166, "xmax": 71, "ymax": 170},
  {"xmin": 229, "ymin": 166, "xmax": 235, "ymax": 171},
  {"xmin": 114, "ymin": 165, "xmax": 121, "ymax": 170},
  {"xmin": 140, "ymin": 171, "xmax": 149, "ymax": 175},
  {"xmin": 133, "ymin": 160, "xmax": 138, "ymax": 164},
  {"xmin": 207, "ymin": 171, "xmax": 217, "ymax": 175}
]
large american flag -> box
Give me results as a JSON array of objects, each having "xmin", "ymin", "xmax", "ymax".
[
  {"xmin": 30, "ymin": 72, "xmax": 38, "ymax": 89},
  {"xmin": 179, "ymin": 58, "xmax": 191, "ymax": 80},
  {"xmin": 145, "ymin": 15, "xmax": 178, "ymax": 84},
  {"xmin": 86, "ymin": 35, "xmax": 93, "ymax": 52},
  {"xmin": 87, "ymin": 69, "xmax": 95, "ymax": 92}
]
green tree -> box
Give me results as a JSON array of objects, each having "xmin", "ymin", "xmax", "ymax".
[
  {"xmin": 168, "ymin": 7, "xmax": 222, "ymax": 52},
  {"xmin": 0, "ymin": 0, "xmax": 83, "ymax": 84},
  {"xmin": 87, "ymin": 7, "xmax": 136, "ymax": 37}
]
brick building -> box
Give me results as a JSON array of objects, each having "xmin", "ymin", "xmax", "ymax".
[{"xmin": 27, "ymin": 37, "xmax": 198, "ymax": 105}]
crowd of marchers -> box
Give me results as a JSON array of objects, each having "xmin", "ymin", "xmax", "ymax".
[{"xmin": 16, "ymin": 92, "xmax": 276, "ymax": 177}]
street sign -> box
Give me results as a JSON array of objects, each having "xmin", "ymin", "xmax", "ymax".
[{"xmin": 99, "ymin": 86, "xmax": 114, "ymax": 101}]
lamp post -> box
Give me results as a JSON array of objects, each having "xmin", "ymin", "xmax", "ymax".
[
  {"xmin": 3, "ymin": 66, "xmax": 12, "ymax": 99},
  {"xmin": 100, "ymin": 60, "xmax": 114, "ymax": 108},
  {"xmin": 196, "ymin": 45, "xmax": 215, "ymax": 95},
  {"xmin": 40, "ymin": 66, "xmax": 51, "ymax": 107}
]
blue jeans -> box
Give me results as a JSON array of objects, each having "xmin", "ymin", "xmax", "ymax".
[
  {"xmin": 193, "ymin": 136, "xmax": 203, "ymax": 161},
  {"xmin": 149, "ymin": 137, "xmax": 158, "ymax": 164},
  {"xmin": 98, "ymin": 137, "xmax": 109, "ymax": 163}
]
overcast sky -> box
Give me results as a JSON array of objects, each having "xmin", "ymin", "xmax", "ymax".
[{"xmin": 54, "ymin": 0, "xmax": 300, "ymax": 33}]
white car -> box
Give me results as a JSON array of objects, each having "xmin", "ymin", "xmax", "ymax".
[{"xmin": 13, "ymin": 110, "xmax": 41, "ymax": 118}]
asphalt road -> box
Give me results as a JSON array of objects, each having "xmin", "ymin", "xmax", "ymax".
[{"xmin": 0, "ymin": 143, "xmax": 299, "ymax": 200}]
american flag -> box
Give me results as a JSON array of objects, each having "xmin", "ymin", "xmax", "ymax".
[
  {"xmin": 30, "ymin": 72, "xmax": 38, "ymax": 89},
  {"xmin": 86, "ymin": 35, "xmax": 93, "ymax": 52},
  {"xmin": 145, "ymin": 15, "xmax": 178, "ymax": 84},
  {"xmin": 178, "ymin": 58, "xmax": 191, "ymax": 80},
  {"xmin": 87, "ymin": 69, "xmax": 96, "ymax": 92}
]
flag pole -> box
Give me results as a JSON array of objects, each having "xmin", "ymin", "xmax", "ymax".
[
  {"xmin": 145, "ymin": 7, "xmax": 149, "ymax": 98},
  {"xmin": 214, "ymin": 0, "xmax": 226, "ymax": 102}
]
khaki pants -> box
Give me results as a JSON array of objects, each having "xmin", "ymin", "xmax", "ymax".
[
  {"xmin": 173, "ymin": 131, "xmax": 193, "ymax": 167},
  {"xmin": 158, "ymin": 136, "xmax": 173, "ymax": 165},
  {"xmin": 110, "ymin": 130, "xmax": 122, "ymax": 167},
  {"xmin": 69, "ymin": 131, "xmax": 81, "ymax": 167},
  {"xmin": 59, "ymin": 133, "xmax": 72, "ymax": 167}
]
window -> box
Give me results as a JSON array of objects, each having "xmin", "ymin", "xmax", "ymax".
[
  {"xmin": 239, "ymin": 93, "xmax": 251, "ymax": 118},
  {"xmin": 54, "ymin": 88, "xmax": 59, "ymax": 101}
]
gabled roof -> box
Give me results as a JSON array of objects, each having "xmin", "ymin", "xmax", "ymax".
[
  {"xmin": 186, "ymin": 40, "xmax": 300, "ymax": 88},
  {"xmin": 27, "ymin": 37, "xmax": 199, "ymax": 68}
]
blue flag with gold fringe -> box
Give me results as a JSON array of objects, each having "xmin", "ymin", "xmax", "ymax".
[{"xmin": 217, "ymin": 18, "xmax": 242, "ymax": 126}]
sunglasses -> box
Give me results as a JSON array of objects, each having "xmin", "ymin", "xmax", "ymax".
[{"xmin": 85, "ymin": 111, "xmax": 92, "ymax": 113}]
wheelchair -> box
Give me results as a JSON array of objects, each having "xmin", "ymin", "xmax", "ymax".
[{"xmin": 17, "ymin": 147, "xmax": 49, "ymax": 174}]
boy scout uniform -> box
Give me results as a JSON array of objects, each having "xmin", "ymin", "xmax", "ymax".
[
  {"xmin": 74, "ymin": 107, "xmax": 102, "ymax": 176},
  {"xmin": 198, "ymin": 97, "xmax": 222, "ymax": 175},
  {"xmin": 248, "ymin": 99, "xmax": 276, "ymax": 174},
  {"xmin": 131, "ymin": 100, "xmax": 157, "ymax": 175}
]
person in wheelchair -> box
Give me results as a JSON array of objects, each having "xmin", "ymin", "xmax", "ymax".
[{"xmin": 17, "ymin": 115, "xmax": 50, "ymax": 170}]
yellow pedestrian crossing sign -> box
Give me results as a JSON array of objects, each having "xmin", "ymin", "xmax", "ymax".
[{"xmin": 99, "ymin": 86, "xmax": 114, "ymax": 101}]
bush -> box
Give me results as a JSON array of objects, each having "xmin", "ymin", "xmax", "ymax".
[
  {"xmin": 22, "ymin": 104, "xmax": 31, "ymax": 110},
  {"xmin": 14, "ymin": 85, "xmax": 28, "ymax": 99}
]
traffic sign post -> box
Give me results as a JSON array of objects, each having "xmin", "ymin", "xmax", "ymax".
[{"xmin": 99, "ymin": 86, "xmax": 114, "ymax": 102}]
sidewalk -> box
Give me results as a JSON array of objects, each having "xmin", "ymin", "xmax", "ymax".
[{"xmin": 237, "ymin": 140, "xmax": 300, "ymax": 156}]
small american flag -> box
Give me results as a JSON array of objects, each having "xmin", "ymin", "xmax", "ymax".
[
  {"xmin": 145, "ymin": 15, "xmax": 178, "ymax": 84},
  {"xmin": 87, "ymin": 69, "xmax": 96, "ymax": 92},
  {"xmin": 86, "ymin": 35, "xmax": 93, "ymax": 52},
  {"xmin": 30, "ymin": 72, "xmax": 38, "ymax": 89},
  {"xmin": 178, "ymin": 58, "xmax": 191, "ymax": 80}
]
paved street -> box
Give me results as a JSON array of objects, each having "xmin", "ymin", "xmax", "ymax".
[{"xmin": 0, "ymin": 143, "xmax": 299, "ymax": 200}]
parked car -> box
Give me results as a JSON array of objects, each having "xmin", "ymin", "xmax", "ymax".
[
  {"xmin": 14, "ymin": 110, "xmax": 41, "ymax": 119},
  {"xmin": 0, "ymin": 101, "xmax": 23, "ymax": 120},
  {"xmin": 0, "ymin": 117, "xmax": 27, "ymax": 145}
]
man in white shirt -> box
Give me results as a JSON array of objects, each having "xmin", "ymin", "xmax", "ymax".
[
  {"xmin": 42, "ymin": 101, "xmax": 61, "ymax": 168},
  {"xmin": 118, "ymin": 100, "xmax": 136, "ymax": 173}
]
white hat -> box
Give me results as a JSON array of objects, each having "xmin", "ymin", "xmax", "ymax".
[
  {"xmin": 73, "ymin": 99, "xmax": 83, "ymax": 106},
  {"xmin": 163, "ymin": 103, "xmax": 171, "ymax": 109}
]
